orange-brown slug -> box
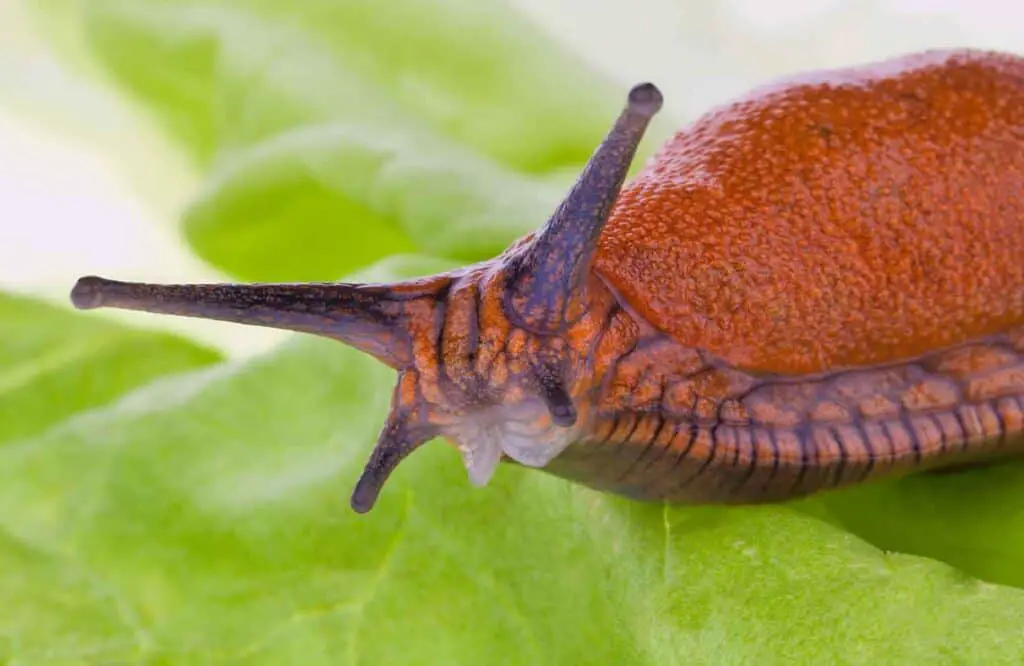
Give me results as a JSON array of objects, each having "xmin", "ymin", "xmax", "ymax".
[{"xmin": 71, "ymin": 49, "xmax": 1024, "ymax": 514}]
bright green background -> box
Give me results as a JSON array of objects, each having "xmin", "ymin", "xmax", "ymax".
[{"xmin": 4, "ymin": 1, "xmax": 1024, "ymax": 663}]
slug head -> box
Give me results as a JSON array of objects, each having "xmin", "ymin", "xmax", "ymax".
[{"xmin": 70, "ymin": 83, "xmax": 663, "ymax": 513}]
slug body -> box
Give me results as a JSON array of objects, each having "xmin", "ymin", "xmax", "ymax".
[{"xmin": 71, "ymin": 49, "xmax": 1024, "ymax": 513}]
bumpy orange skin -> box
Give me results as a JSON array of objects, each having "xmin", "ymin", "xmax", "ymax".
[{"xmin": 597, "ymin": 49, "xmax": 1024, "ymax": 376}]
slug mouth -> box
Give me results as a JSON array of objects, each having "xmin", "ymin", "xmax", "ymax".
[{"xmin": 450, "ymin": 404, "xmax": 576, "ymax": 487}]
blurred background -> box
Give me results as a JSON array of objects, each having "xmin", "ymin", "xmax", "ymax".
[
  {"xmin": 2, "ymin": 0, "xmax": 1020, "ymax": 357},
  {"xmin": 1, "ymin": 1, "xmax": 1023, "ymax": 662}
]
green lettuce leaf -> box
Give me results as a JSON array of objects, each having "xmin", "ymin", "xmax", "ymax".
[
  {"xmin": 26, "ymin": 0, "xmax": 641, "ymax": 281},
  {"xmin": 805, "ymin": 462, "xmax": 1024, "ymax": 590},
  {"xmin": 1, "ymin": 259, "xmax": 1023, "ymax": 663},
  {"xmin": 0, "ymin": 290, "xmax": 220, "ymax": 662},
  {"xmin": 78, "ymin": 0, "xmax": 620, "ymax": 173},
  {"xmin": 180, "ymin": 120, "xmax": 568, "ymax": 281},
  {"xmin": 0, "ymin": 292, "xmax": 220, "ymax": 446}
]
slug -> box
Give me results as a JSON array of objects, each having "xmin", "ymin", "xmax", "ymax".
[{"xmin": 71, "ymin": 48, "xmax": 1024, "ymax": 514}]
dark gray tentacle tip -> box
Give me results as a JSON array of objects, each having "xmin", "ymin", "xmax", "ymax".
[
  {"xmin": 70, "ymin": 276, "xmax": 109, "ymax": 310},
  {"xmin": 350, "ymin": 469, "xmax": 383, "ymax": 514},
  {"xmin": 628, "ymin": 82, "xmax": 663, "ymax": 116},
  {"xmin": 350, "ymin": 445, "xmax": 400, "ymax": 514},
  {"xmin": 351, "ymin": 416, "xmax": 434, "ymax": 514}
]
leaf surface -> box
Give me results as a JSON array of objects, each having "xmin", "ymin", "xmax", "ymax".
[{"xmin": 0, "ymin": 292, "xmax": 220, "ymax": 446}]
